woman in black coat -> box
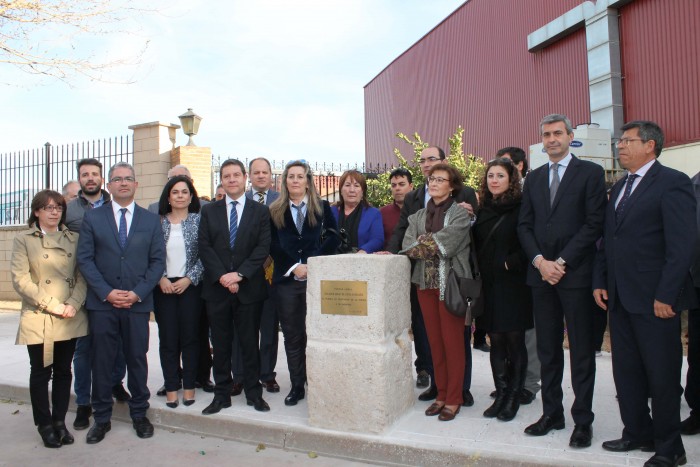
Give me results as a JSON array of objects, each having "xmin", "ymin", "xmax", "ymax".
[{"xmin": 473, "ymin": 158, "xmax": 533, "ymax": 422}]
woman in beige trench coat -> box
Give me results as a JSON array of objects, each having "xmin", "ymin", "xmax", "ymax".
[{"xmin": 11, "ymin": 190, "xmax": 88, "ymax": 448}]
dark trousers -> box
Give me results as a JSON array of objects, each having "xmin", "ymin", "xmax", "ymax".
[
  {"xmin": 463, "ymin": 326, "xmax": 473, "ymax": 390},
  {"xmin": 274, "ymin": 280, "xmax": 308, "ymax": 389},
  {"xmin": 73, "ymin": 334, "xmax": 127, "ymax": 406},
  {"xmin": 417, "ymin": 288, "xmax": 465, "ymax": 406},
  {"xmin": 154, "ymin": 281, "xmax": 202, "ymax": 391},
  {"xmin": 686, "ymin": 287, "xmax": 700, "ymax": 416},
  {"xmin": 592, "ymin": 303, "xmax": 608, "ymax": 352},
  {"xmin": 232, "ymin": 295, "xmax": 279, "ymax": 383},
  {"xmin": 206, "ymin": 295, "xmax": 263, "ymax": 401},
  {"xmin": 196, "ymin": 301, "xmax": 213, "ymax": 383},
  {"xmin": 27, "ymin": 339, "xmax": 77, "ymax": 427},
  {"xmin": 90, "ymin": 309, "xmax": 150, "ymax": 423},
  {"xmin": 532, "ymin": 285, "xmax": 596, "ymax": 425},
  {"xmin": 410, "ymin": 285, "xmax": 433, "ymax": 377},
  {"xmin": 610, "ymin": 298, "xmax": 684, "ymax": 458},
  {"xmin": 489, "ymin": 331, "xmax": 527, "ymax": 392}
]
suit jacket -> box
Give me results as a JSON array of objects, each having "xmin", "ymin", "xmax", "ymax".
[
  {"xmin": 386, "ymin": 184, "xmax": 478, "ymax": 253},
  {"xmin": 198, "ymin": 197, "xmax": 271, "ymax": 304},
  {"xmin": 269, "ymin": 200, "xmax": 339, "ymax": 284},
  {"xmin": 593, "ymin": 161, "xmax": 697, "ymax": 313},
  {"xmin": 330, "ymin": 204, "xmax": 385, "ymax": 253},
  {"xmin": 77, "ymin": 203, "xmax": 165, "ymax": 312},
  {"xmin": 518, "ymin": 155, "xmax": 606, "ymax": 288},
  {"xmin": 245, "ymin": 189, "xmax": 279, "ymax": 206}
]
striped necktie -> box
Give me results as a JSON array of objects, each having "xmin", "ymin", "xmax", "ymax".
[
  {"xmin": 229, "ymin": 201, "xmax": 238, "ymax": 248},
  {"xmin": 257, "ymin": 191, "xmax": 265, "ymax": 204}
]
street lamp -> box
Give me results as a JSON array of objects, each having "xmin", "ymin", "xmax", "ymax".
[{"xmin": 178, "ymin": 108, "xmax": 203, "ymax": 146}]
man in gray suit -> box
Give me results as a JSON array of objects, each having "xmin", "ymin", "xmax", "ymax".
[{"xmin": 231, "ymin": 157, "xmax": 281, "ymax": 394}]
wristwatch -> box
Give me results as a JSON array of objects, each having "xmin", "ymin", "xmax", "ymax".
[
  {"xmin": 555, "ymin": 257, "xmax": 566, "ymax": 267},
  {"xmin": 237, "ymin": 272, "xmax": 245, "ymax": 279}
]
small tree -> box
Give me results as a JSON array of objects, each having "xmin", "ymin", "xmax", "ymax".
[{"xmin": 366, "ymin": 126, "xmax": 486, "ymax": 207}]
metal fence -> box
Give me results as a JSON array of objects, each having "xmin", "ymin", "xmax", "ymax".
[
  {"xmin": 0, "ymin": 136, "xmax": 133, "ymax": 226},
  {"xmin": 210, "ymin": 156, "xmax": 393, "ymax": 203}
]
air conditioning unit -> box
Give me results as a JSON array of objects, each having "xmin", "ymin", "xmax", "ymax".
[{"xmin": 529, "ymin": 124, "xmax": 614, "ymax": 170}]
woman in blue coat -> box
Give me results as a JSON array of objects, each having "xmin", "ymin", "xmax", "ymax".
[{"xmin": 331, "ymin": 170, "xmax": 384, "ymax": 254}]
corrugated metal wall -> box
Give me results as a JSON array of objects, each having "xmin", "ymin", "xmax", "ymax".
[
  {"xmin": 364, "ymin": 0, "xmax": 588, "ymax": 166},
  {"xmin": 619, "ymin": 0, "xmax": 700, "ymax": 146}
]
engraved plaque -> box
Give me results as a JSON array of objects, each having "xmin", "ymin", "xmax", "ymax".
[{"xmin": 320, "ymin": 280, "xmax": 368, "ymax": 316}]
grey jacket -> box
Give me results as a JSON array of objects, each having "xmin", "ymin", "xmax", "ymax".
[
  {"xmin": 401, "ymin": 203, "xmax": 472, "ymax": 300},
  {"xmin": 64, "ymin": 190, "xmax": 111, "ymax": 233}
]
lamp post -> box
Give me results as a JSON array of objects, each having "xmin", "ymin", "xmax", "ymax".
[{"xmin": 178, "ymin": 108, "xmax": 202, "ymax": 146}]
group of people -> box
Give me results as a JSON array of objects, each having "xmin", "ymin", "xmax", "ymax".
[{"xmin": 10, "ymin": 114, "xmax": 699, "ymax": 467}]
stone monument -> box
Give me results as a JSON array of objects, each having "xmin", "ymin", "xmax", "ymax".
[{"xmin": 306, "ymin": 254, "xmax": 414, "ymax": 434}]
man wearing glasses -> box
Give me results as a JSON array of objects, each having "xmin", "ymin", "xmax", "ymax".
[
  {"xmin": 77, "ymin": 162, "xmax": 165, "ymax": 443},
  {"xmin": 384, "ymin": 146, "xmax": 478, "ymax": 405}
]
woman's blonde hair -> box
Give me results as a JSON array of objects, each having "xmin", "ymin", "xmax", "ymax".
[{"xmin": 269, "ymin": 160, "xmax": 323, "ymax": 229}]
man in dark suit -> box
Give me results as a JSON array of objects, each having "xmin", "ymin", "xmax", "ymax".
[
  {"xmin": 77, "ymin": 162, "xmax": 166, "ymax": 443},
  {"xmin": 384, "ymin": 146, "xmax": 478, "ymax": 405},
  {"xmin": 594, "ymin": 121, "xmax": 697, "ymax": 467},
  {"xmin": 230, "ymin": 157, "xmax": 281, "ymax": 395},
  {"xmin": 198, "ymin": 159, "xmax": 271, "ymax": 414},
  {"xmin": 518, "ymin": 114, "xmax": 606, "ymax": 448}
]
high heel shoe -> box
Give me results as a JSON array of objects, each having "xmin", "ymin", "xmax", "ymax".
[
  {"xmin": 183, "ymin": 389, "xmax": 195, "ymax": 406},
  {"xmin": 38, "ymin": 425, "xmax": 62, "ymax": 448},
  {"xmin": 52, "ymin": 421, "xmax": 74, "ymax": 444},
  {"xmin": 166, "ymin": 390, "xmax": 179, "ymax": 408},
  {"xmin": 166, "ymin": 399, "xmax": 179, "ymax": 408}
]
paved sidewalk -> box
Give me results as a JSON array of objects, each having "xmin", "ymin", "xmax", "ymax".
[{"xmin": 0, "ymin": 309, "xmax": 696, "ymax": 466}]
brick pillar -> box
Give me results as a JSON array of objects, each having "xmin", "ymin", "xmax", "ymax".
[
  {"xmin": 128, "ymin": 121, "xmax": 180, "ymax": 206},
  {"xmin": 170, "ymin": 146, "xmax": 213, "ymax": 199}
]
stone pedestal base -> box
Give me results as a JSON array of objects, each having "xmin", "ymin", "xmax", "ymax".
[{"xmin": 306, "ymin": 254, "xmax": 413, "ymax": 434}]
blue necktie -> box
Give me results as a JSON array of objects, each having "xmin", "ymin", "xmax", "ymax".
[
  {"xmin": 293, "ymin": 202, "xmax": 305, "ymax": 233},
  {"xmin": 229, "ymin": 201, "xmax": 238, "ymax": 248},
  {"xmin": 118, "ymin": 208, "xmax": 128, "ymax": 248},
  {"xmin": 615, "ymin": 174, "xmax": 639, "ymax": 220}
]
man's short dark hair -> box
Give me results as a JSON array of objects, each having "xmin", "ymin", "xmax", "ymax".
[
  {"xmin": 220, "ymin": 159, "xmax": 246, "ymax": 177},
  {"xmin": 496, "ymin": 147, "xmax": 528, "ymax": 177},
  {"xmin": 248, "ymin": 157, "xmax": 271, "ymax": 172},
  {"xmin": 76, "ymin": 158, "xmax": 103, "ymax": 173},
  {"xmin": 423, "ymin": 146, "xmax": 446, "ymax": 160},
  {"xmin": 389, "ymin": 167, "xmax": 412, "ymax": 184},
  {"xmin": 620, "ymin": 120, "xmax": 664, "ymax": 157}
]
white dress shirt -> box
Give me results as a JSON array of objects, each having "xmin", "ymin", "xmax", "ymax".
[{"xmin": 112, "ymin": 200, "xmax": 136, "ymax": 236}]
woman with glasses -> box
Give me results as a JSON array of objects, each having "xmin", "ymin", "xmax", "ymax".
[
  {"xmin": 331, "ymin": 170, "xmax": 384, "ymax": 254},
  {"xmin": 154, "ymin": 175, "xmax": 204, "ymax": 408},
  {"xmin": 474, "ymin": 158, "xmax": 533, "ymax": 421},
  {"xmin": 401, "ymin": 163, "xmax": 472, "ymax": 421},
  {"xmin": 267, "ymin": 161, "xmax": 339, "ymax": 406},
  {"xmin": 11, "ymin": 190, "xmax": 88, "ymax": 448}
]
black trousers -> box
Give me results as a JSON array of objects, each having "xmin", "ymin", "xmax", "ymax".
[
  {"xmin": 27, "ymin": 339, "xmax": 77, "ymax": 427},
  {"xmin": 196, "ymin": 301, "xmax": 213, "ymax": 383},
  {"xmin": 206, "ymin": 295, "xmax": 263, "ymax": 401},
  {"xmin": 610, "ymin": 297, "xmax": 684, "ymax": 458},
  {"xmin": 274, "ymin": 280, "xmax": 308, "ymax": 389},
  {"xmin": 232, "ymin": 294, "xmax": 279, "ymax": 382},
  {"xmin": 532, "ymin": 285, "xmax": 596, "ymax": 425},
  {"xmin": 686, "ymin": 287, "xmax": 700, "ymax": 416},
  {"xmin": 90, "ymin": 309, "xmax": 150, "ymax": 423},
  {"xmin": 154, "ymin": 281, "xmax": 202, "ymax": 391}
]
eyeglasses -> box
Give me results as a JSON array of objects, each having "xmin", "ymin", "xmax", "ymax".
[
  {"xmin": 614, "ymin": 138, "xmax": 646, "ymax": 147},
  {"xmin": 427, "ymin": 176, "xmax": 449, "ymax": 184},
  {"xmin": 109, "ymin": 176, "xmax": 135, "ymax": 184},
  {"xmin": 42, "ymin": 205, "xmax": 64, "ymax": 212},
  {"xmin": 418, "ymin": 156, "xmax": 440, "ymax": 165}
]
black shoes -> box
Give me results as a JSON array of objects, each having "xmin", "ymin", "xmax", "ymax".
[
  {"xmin": 231, "ymin": 382, "xmax": 244, "ymax": 396},
  {"xmin": 132, "ymin": 417, "xmax": 154, "ymax": 439},
  {"xmin": 569, "ymin": 424, "xmax": 593, "ymax": 448},
  {"xmin": 86, "ymin": 422, "xmax": 111, "ymax": 444},
  {"xmin": 156, "ymin": 385, "xmax": 167, "ymax": 396},
  {"xmin": 262, "ymin": 379, "xmax": 280, "ymax": 393},
  {"xmin": 202, "ymin": 399, "xmax": 232, "ymax": 415},
  {"xmin": 520, "ymin": 389, "xmax": 536, "ymax": 405},
  {"xmin": 643, "ymin": 453, "xmax": 687, "ymax": 467},
  {"xmin": 524, "ymin": 415, "xmax": 566, "ymax": 436},
  {"xmin": 416, "ymin": 370, "xmax": 430, "ymax": 389},
  {"xmin": 166, "ymin": 399, "xmax": 179, "ymax": 409},
  {"xmin": 462, "ymin": 389, "xmax": 474, "ymax": 407},
  {"xmin": 196, "ymin": 379, "xmax": 215, "ymax": 393},
  {"xmin": 602, "ymin": 438, "xmax": 654, "ymax": 452},
  {"xmin": 112, "ymin": 384, "xmax": 131, "ymax": 402},
  {"xmin": 284, "ymin": 387, "xmax": 305, "ymax": 406},
  {"xmin": 38, "ymin": 425, "xmax": 62, "ymax": 448},
  {"xmin": 53, "ymin": 421, "xmax": 74, "ymax": 445},
  {"xmin": 418, "ymin": 385, "xmax": 438, "ymax": 401},
  {"xmin": 681, "ymin": 414, "xmax": 700, "ymax": 435},
  {"xmin": 73, "ymin": 404, "xmax": 92, "ymax": 430},
  {"xmin": 247, "ymin": 397, "xmax": 271, "ymax": 412}
]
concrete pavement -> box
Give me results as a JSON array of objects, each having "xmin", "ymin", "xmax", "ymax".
[{"xmin": 0, "ymin": 308, "xmax": 697, "ymax": 466}]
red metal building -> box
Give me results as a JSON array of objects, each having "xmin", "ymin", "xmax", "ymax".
[{"xmin": 364, "ymin": 0, "xmax": 700, "ymax": 169}]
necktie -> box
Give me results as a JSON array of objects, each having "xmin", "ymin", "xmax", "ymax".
[
  {"xmin": 257, "ymin": 191, "xmax": 265, "ymax": 204},
  {"xmin": 229, "ymin": 201, "xmax": 238, "ymax": 248},
  {"xmin": 549, "ymin": 163, "xmax": 560, "ymax": 206},
  {"xmin": 118, "ymin": 208, "xmax": 128, "ymax": 248},
  {"xmin": 293, "ymin": 202, "xmax": 305, "ymax": 233},
  {"xmin": 615, "ymin": 174, "xmax": 639, "ymax": 219}
]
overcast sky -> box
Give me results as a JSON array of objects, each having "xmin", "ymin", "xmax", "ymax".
[{"xmin": 2, "ymin": 1, "xmax": 464, "ymax": 166}]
